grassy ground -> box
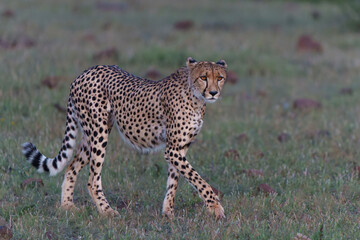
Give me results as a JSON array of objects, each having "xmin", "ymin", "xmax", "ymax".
[{"xmin": 1, "ymin": 0, "xmax": 360, "ymax": 239}]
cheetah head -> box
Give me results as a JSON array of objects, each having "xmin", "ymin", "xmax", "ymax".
[{"xmin": 186, "ymin": 57, "xmax": 227, "ymax": 103}]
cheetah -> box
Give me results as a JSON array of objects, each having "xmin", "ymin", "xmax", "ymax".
[{"xmin": 22, "ymin": 57, "xmax": 227, "ymax": 219}]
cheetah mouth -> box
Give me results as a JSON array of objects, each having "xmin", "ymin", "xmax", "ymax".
[{"xmin": 205, "ymin": 97, "xmax": 217, "ymax": 103}]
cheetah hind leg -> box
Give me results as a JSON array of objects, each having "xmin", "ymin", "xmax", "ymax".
[
  {"xmin": 60, "ymin": 139, "xmax": 90, "ymax": 211},
  {"xmin": 87, "ymin": 120, "xmax": 119, "ymax": 217}
]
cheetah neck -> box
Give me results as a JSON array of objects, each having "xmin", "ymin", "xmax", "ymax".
[{"xmin": 187, "ymin": 74, "xmax": 206, "ymax": 106}]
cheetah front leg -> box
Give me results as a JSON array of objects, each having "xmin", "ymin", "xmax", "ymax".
[
  {"xmin": 162, "ymin": 164, "xmax": 180, "ymax": 218},
  {"xmin": 164, "ymin": 147, "xmax": 225, "ymax": 219}
]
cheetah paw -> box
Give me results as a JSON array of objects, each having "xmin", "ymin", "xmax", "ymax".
[
  {"xmin": 162, "ymin": 209, "xmax": 175, "ymax": 220},
  {"xmin": 60, "ymin": 202, "xmax": 79, "ymax": 211},
  {"xmin": 102, "ymin": 208, "xmax": 120, "ymax": 218},
  {"xmin": 208, "ymin": 203, "xmax": 225, "ymax": 220}
]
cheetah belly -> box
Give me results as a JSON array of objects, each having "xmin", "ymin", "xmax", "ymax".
[{"xmin": 115, "ymin": 121, "xmax": 166, "ymax": 153}]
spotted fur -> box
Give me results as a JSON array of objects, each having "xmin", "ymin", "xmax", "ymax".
[{"xmin": 22, "ymin": 57, "xmax": 228, "ymax": 219}]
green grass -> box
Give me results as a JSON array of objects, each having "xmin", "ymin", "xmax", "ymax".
[{"xmin": 1, "ymin": 0, "xmax": 360, "ymax": 239}]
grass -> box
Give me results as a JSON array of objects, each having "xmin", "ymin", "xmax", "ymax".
[{"xmin": 1, "ymin": 0, "xmax": 360, "ymax": 239}]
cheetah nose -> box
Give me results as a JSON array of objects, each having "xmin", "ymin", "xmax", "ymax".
[{"xmin": 209, "ymin": 91, "xmax": 218, "ymax": 96}]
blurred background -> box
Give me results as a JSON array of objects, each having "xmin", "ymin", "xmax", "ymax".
[{"xmin": 1, "ymin": 0, "xmax": 360, "ymax": 239}]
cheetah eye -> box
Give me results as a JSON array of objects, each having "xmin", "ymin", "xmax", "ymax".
[
  {"xmin": 217, "ymin": 76, "xmax": 224, "ymax": 81},
  {"xmin": 200, "ymin": 76, "xmax": 207, "ymax": 81}
]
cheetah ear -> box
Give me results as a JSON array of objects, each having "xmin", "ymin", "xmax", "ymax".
[
  {"xmin": 216, "ymin": 60, "xmax": 227, "ymax": 69},
  {"xmin": 186, "ymin": 57, "xmax": 197, "ymax": 68}
]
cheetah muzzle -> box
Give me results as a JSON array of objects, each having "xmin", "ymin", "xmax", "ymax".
[{"xmin": 22, "ymin": 57, "xmax": 228, "ymax": 219}]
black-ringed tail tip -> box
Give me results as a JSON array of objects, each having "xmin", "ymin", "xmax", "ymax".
[
  {"xmin": 21, "ymin": 141, "xmax": 73, "ymax": 176},
  {"xmin": 22, "ymin": 142, "xmax": 50, "ymax": 172}
]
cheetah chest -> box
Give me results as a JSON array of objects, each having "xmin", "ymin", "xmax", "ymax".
[{"xmin": 191, "ymin": 112, "xmax": 203, "ymax": 136}]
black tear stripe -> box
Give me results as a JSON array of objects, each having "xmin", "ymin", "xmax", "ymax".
[{"xmin": 202, "ymin": 78, "xmax": 208, "ymax": 97}]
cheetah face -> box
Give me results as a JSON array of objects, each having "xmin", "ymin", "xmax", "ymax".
[{"xmin": 186, "ymin": 57, "xmax": 227, "ymax": 103}]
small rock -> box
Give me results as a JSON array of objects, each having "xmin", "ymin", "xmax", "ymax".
[
  {"xmin": 293, "ymin": 98, "xmax": 322, "ymax": 110},
  {"xmin": 340, "ymin": 88, "xmax": 353, "ymax": 95},
  {"xmin": 174, "ymin": 20, "xmax": 194, "ymax": 31},
  {"xmin": 145, "ymin": 68, "xmax": 162, "ymax": 80},
  {"xmin": 296, "ymin": 34, "xmax": 323, "ymax": 53},
  {"xmin": 0, "ymin": 217, "xmax": 12, "ymax": 240},
  {"xmin": 0, "ymin": 36, "xmax": 35, "ymax": 49},
  {"xmin": 21, "ymin": 178, "xmax": 44, "ymax": 188},
  {"xmin": 2, "ymin": 9, "xmax": 15, "ymax": 18},
  {"xmin": 226, "ymin": 70, "xmax": 238, "ymax": 84},
  {"xmin": 5, "ymin": 37, "xmax": 35, "ymax": 49},
  {"xmin": 256, "ymin": 151, "xmax": 265, "ymax": 159},
  {"xmin": 82, "ymin": 33, "xmax": 97, "ymax": 43},
  {"xmin": 278, "ymin": 133, "xmax": 291, "ymax": 143},
  {"xmin": 224, "ymin": 149, "xmax": 239, "ymax": 160},
  {"xmin": 92, "ymin": 47, "xmax": 118, "ymax": 61},
  {"xmin": 236, "ymin": 133, "xmax": 249, "ymax": 144},
  {"xmin": 0, "ymin": 226, "xmax": 12, "ymax": 240},
  {"xmin": 18, "ymin": 37, "xmax": 36, "ymax": 48},
  {"xmin": 256, "ymin": 89, "xmax": 267, "ymax": 98},
  {"xmin": 257, "ymin": 183, "xmax": 277, "ymax": 194}
]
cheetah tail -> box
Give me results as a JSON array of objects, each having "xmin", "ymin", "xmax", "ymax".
[{"xmin": 21, "ymin": 98, "xmax": 78, "ymax": 176}]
